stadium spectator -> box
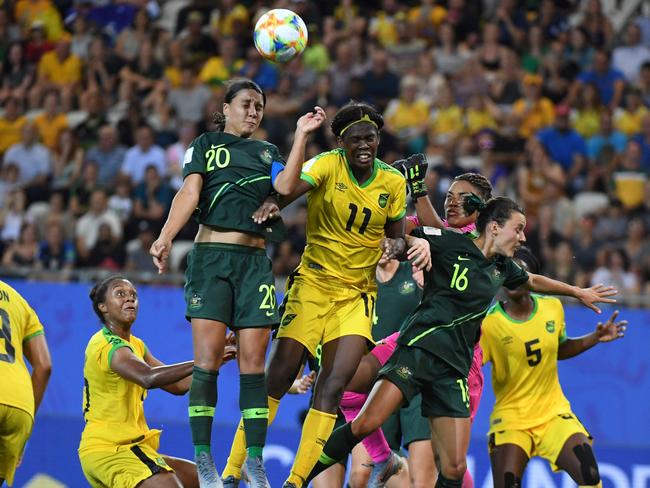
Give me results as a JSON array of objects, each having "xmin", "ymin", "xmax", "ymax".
[
  {"xmin": 0, "ymin": 41, "xmax": 35, "ymax": 106},
  {"xmin": 511, "ymin": 73, "xmax": 554, "ymax": 138},
  {"xmin": 4, "ymin": 121, "xmax": 52, "ymax": 203},
  {"xmin": 131, "ymin": 164, "xmax": 174, "ymax": 233},
  {"xmin": 612, "ymin": 23, "xmax": 650, "ymax": 84},
  {"xmin": 0, "ymin": 97, "xmax": 27, "ymax": 154},
  {"xmin": 86, "ymin": 125, "xmax": 126, "ymax": 188},
  {"xmin": 33, "ymin": 90, "xmax": 68, "ymax": 150},
  {"xmin": 75, "ymin": 188, "xmax": 122, "ymax": 263},
  {"xmin": 36, "ymin": 220, "xmax": 75, "ymax": 272},
  {"xmin": 571, "ymin": 49, "xmax": 625, "ymax": 110},
  {"xmin": 50, "ymin": 127, "xmax": 84, "ymax": 191},
  {"xmin": 167, "ymin": 65, "xmax": 212, "ymax": 124},
  {"xmin": 125, "ymin": 220, "xmax": 156, "ymax": 272},
  {"xmin": 120, "ymin": 124, "xmax": 167, "ymax": 185},
  {"xmin": 2, "ymin": 222, "xmax": 39, "ymax": 268},
  {"xmin": 31, "ymin": 32, "xmax": 81, "ymax": 111},
  {"xmin": 586, "ymin": 108, "xmax": 627, "ymax": 162}
]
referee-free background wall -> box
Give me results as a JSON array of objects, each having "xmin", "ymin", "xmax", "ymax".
[{"xmin": 6, "ymin": 280, "xmax": 650, "ymax": 488}]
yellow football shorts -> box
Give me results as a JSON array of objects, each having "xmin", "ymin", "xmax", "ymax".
[
  {"xmin": 0, "ymin": 404, "xmax": 33, "ymax": 486},
  {"xmin": 276, "ymin": 273, "xmax": 376, "ymax": 357},
  {"xmin": 489, "ymin": 412, "xmax": 591, "ymax": 471},
  {"xmin": 80, "ymin": 436, "xmax": 173, "ymax": 488}
]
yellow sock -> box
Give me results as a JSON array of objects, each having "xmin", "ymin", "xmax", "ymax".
[
  {"xmin": 286, "ymin": 408, "xmax": 337, "ymax": 486},
  {"xmin": 579, "ymin": 483, "xmax": 602, "ymax": 488},
  {"xmin": 222, "ymin": 396, "xmax": 281, "ymax": 479}
]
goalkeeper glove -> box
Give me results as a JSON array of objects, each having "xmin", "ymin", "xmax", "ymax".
[{"xmin": 394, "ymin": 153, "xmax": 429, "ymax": 199}]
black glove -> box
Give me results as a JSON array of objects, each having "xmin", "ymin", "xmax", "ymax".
[{"xmin": 395, "ymin": 153, "xmax": 428, "ymax": 199}]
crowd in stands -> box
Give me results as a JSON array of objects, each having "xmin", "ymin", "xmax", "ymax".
[{"xmin": 0, "ymin": 0, "xmax": 649, "ymax": 304}]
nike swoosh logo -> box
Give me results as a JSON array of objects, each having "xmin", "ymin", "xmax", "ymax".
[
  {"xmin": 457, "ymin": 256, "xmax": 470, "ymax": 261},
  {"xmin": 191, "ymin": 408, "xmax": 212, "ymax": 414},
  {"xmin": 265, "ymin": 310, "xmax": 275, "ymax": 317},
  {"xmin": 254, "ymin": 410, "xmax": 267, "ymax": 416}
]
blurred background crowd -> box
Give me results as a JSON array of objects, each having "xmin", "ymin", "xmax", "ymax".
[{"xmin": 0, "ymin": 0, "xmax": 649, "ymax": 305}]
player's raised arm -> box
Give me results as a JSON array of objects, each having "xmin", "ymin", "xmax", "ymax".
[
  {"xmin": 273, "ymin": 106, "xmax": 326, "ymax": 196},
  {"xmin": 525, "ymin": 274, "xmax": 617, "ymax": 314},
  {"xmin": 558, "ymin": 310, "xmax": 627, "ymax": 360}
]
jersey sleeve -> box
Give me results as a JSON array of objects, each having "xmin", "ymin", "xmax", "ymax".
[
  {"xmin": 20, "ymin": 296, "xmax": 44, "ymax": 342},
  {"xmin": 181, "ymin": 135, "xmax": 207, "ymax": 178},
  {"xmin": 387, "ymin": 177, "xmax": 407, "ymax": 221},
  {"xmin": 479, "ymin": 311, "xmax": 496, "ymax": 365},
  {"xmin": 502, "ymin": 258, "xmax": 530, "ymax": 290},
  {"xmin": 556, "ymin": 299, "xmax": 568, "ymax": 344},
  {"xmin": 410, "ymin": 226, "xmax": 450, "ymax": 256},
  {"xmin": 300, "ymin": 152, "xmax": 332, "ymax": 188},
  {"xmin": 106, "ymin": 335, "xmax": 135, "ymax": 370},
  {"xmin": 270, "ymin": 144, "xmax": 286, "ymax": 188}
]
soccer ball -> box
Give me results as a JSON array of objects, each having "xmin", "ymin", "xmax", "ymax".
[{"xmin": 253, "ymin": 9, "xmax": 308, "ymax": 63}]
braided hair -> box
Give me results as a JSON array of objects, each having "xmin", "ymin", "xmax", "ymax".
[{"xmin": 330, "ymin": 101, "xmax": 384, "ymax": 138}]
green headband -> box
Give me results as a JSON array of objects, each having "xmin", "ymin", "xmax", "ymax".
[{"xmin": 338, "ymin": 114, "xmax": 379, "ymax": 136}]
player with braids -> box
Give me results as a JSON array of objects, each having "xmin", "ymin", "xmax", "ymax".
[
  {"xmin": 482, "ymin": 246, "xmax": 626, "ymax": 488},
  {"xmin": 79, "ymin": 276, "xmax": 204, "ymax": 488},
  {"xmin": 220, "ymin": 101, "xmax": 432, "ymax": 488},
  {"xmin": 306, "ymin": 196, "xmax": 617, "ymax": 488},
  {"xmin": 150, "ymin": 78, "xmax": 326, "ymax": 488}
]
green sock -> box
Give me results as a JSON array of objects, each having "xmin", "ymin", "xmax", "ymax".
[
  {"xmin": 306, "ymin": 421, "xmax": 359, "ymax": 483},
  {"xmin": 240, "ymin": 373, "xmax": 268, "ymax": 458},
  {"xmin": 189, "ymin": 366, "xmax": 218, "ymax": 456},
  {"xmin": 436, "ymin": 473, "xmax": 463, "ymax": 487}
]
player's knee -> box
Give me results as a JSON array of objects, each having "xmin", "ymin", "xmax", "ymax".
[
  {"xmin": 315, "ymin": 376, "xmax": 348, "ymax": 410},
  {"xmin": 573, "ymin": 443, "xmax": 600, "ymax": 486},
  {"xmin": 351, "ymin": 414, "xmax": 381, "ymax": 438},
  {"xmin": 440, "ymin": 459, "xmax": 466, "ymax": 480},
  {"xmin": 348, "ymin": 466, "xmax": 369, "ymax": 488},
  {"xmin": 503, "ymin": 472, "xmax": 522, "ymax": 488}
]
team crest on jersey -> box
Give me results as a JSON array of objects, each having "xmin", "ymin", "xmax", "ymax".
[
  {"xmin": 378, "ymin": 193, "xmax": 390, "ymax": 208},
  {"xmin": 546, "ymin": 320, "xmax": 555, "ymax": 333},
  {"xmin": 396, "ymin": 366, "xmax": 413, "ymax": 379},
  {"xmin": 189, "ymin": 293, "xmax": 203, "ymax": 310},
  {"xmin": 399, "ymin": 281, "xmax": 416, "ymax": 295},
  {"xmin": 335, "ymin": 182, "xmax": 348, "ymax": 192},
  {"xmin": 261, "ymin": 148, "xmax": 273, "ymax": 164},
  {"xmin": 281, "ymin": 314, "xmax": 297, "ymax": 327},
  {"xmin": 501, "ymin": 335, "xmax": 513, "ymax": 345}
]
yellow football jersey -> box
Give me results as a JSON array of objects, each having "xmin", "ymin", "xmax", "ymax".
[
  {"xmin": 481, "ymin": 295, "xmax": 571, "ymax": 432},
  {"xmin": 79, "ymin": 327, "xmax": 160, "ymax": 454},
  {"xmin": 0, "ymin": 281, "xmax": 45, "ymax": 419},
  {"xmin": 299, "ymin": 149, "xmax": 407, "ymax": 291}
]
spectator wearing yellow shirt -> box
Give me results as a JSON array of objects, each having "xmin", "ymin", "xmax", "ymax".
[
  {"xmin": 33, "ymin": 90, "xmax": 68, "ymax": 151},
  {"xmin": 615, "ymin": 88, "xmax": 649, "ymax": 137},
  {"xmin": 0, "ymin": 97, "xmax": 27, "ymax": 155},
  {"xmin": 571, "ymin": 82, "xmax": 602, "ymax": 139},
  {"xmin": 511, "ymin": 73, "xmax": 555, "ymax": 138},
  {"xmin": 368, "ymin": 0, "xmax": 402, "ymax": 47},
  {"xmin": 408, "ymin": 0, "xmax": 447, "ymax": 39},
  {"xmin": 428, "ymin": 82, "xmax": 464, "ymax": 150},
  {"xmin": 14, "ymin": 0, "xmax": 63, "ymax": 41},
  {"xmin": 163, "ymin": 39, "xmax": 185, "ymax": 89},
  {"xmin": 384, "ymin": 75, "xmax": 430, "ymax": 153},
  {"xmin": 465, "ymin": 93, "xmax": 498, "ymax": 136},
  {"xmin": 214, "ymin": 0, "xmax": 248, "ymax": 38},
  {"xmin": 31, "ymin": 33, "xmax": 82, "ymax": 111},
  {"xmin": 199, "ymin": 37, "xmax": 244, "ymax": 89}
]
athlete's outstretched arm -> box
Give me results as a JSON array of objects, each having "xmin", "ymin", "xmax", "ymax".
[
  {"xmin": 150, "ymin": 173, "xmax": 202, "ymax": 273},
  {"xmin": 143, "ymin": 351, "xmax": 194, "ymax": 395},
  {"xmin": 111, "ymin": 347, "xmax": 193, "ymax": 390},
  {"xmin": 251, "ymin": 180, "xmax": 313, "ymax": 224},
  {"xmin": 525, "ymin": 274, "xmax": 617, "ymax": 313},
  {"xmin": 558, "ymin": 310, "xmax": 627, "ymax": 360},
  {"xmin": 23, "ymin": 334, "xmax": 52, "ymax": 414},
  {"xmin": 273, "ymin": 106, "xmax": 326, "ymax": 195},
  {"xmin": 413, "ymin": 195, "xmax": 445, "ymax": 229}
]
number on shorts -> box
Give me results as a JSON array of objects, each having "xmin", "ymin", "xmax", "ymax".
[
  {"xmin": 0, "ymin": 309, "xmax": 15, "ymax": 363},
  {"xmin": 524, "ymin": 339, "xmax": 542, "ymax": 366},
  {"xmin": 456, "ymin": 378, "xmax": 470, "ymax": 408},
  {"xmin": 258, "ymin": 284, "xmax": 276, "ymax": 316}
]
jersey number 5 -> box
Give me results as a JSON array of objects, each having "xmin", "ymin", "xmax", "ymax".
[
  {"xmin": 525, "ymin": 339, "xmax": 542, "ymax": 366},
  {"xmin": 0, "ymin": 309, "xmax": 16, "ymax": 364}
]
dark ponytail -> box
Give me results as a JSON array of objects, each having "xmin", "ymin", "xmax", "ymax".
[
  {"xmin": 212, "ymin": 78, "xmax": 266, "ymax": 132},
  {"xmin": 475, "ymin": 197, "xmax": 524, "ymax": 234}
]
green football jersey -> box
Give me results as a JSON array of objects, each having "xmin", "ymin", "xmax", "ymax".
[
  {"xmin": 372, "ymin": 261, "xmax": 422, "ymax": 341},
  {"xmin": 398, "ymin": 227, "xmax": 529, "ymax": 375},
  {"xmin": 182, "ymin": 131, "xmax": 286, "ymax": 241}
]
